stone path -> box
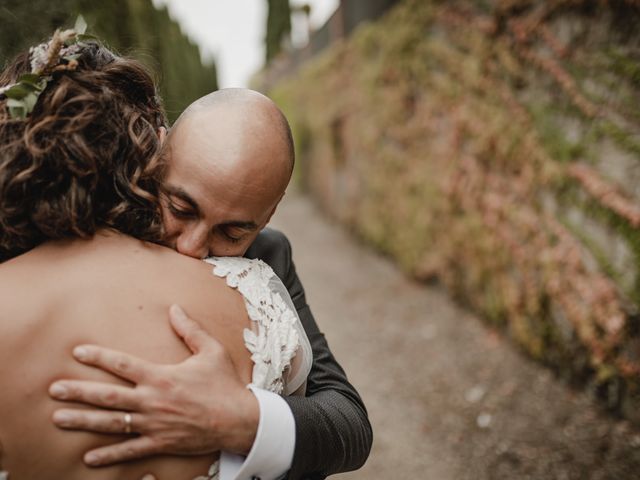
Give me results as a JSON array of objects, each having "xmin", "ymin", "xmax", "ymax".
[{"xmin": 269, "ymin": 193, "xmax": 640, "ymax": 480}]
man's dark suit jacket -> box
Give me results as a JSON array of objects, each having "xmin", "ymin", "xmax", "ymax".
[{"xmin": 245, "ymin": 228, "xmax": 373, "ymax": 480}]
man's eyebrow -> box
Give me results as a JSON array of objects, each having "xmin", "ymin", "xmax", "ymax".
[
  {"xmin": 163, "ymin": 184, "xmax": 199, "ymax": 211},
  {"xmin": 220, "ymin": 221, "xmax": 259, "ymax": 231}
]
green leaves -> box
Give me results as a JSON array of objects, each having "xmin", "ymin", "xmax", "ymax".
[
  {"xmin": 76, "ymin": 33, "xmax": 98, "ymax": 42},
  {"xmin": 3, "ymin": 75, "xmax": 46, "ymax": 99},
  {"xmin": 2, "ymin": 75, "xmax": 47, "ymax": 118},
  {"xmin": 3, "ymin": 83, "xmax": 34, "ymax": 100},
  {"xmin": 6, "ymin": 99, "xmax": 27, "ymax": 119},
  {"xmin": 74, "ymin": 15, "xmax": 87, "ymax": 35},
  {"xmin": 20, "ymin": 73, "xmax": 40, "ymax": 84},
  {"xmin": 64, "ymin": 16, "xmax": 88, "ymax": 45},
  {"xmin": 1, "ymin": 14, "xmax": 88, "ymax": 119},
  {"xmin": 6, "ymin": 92, "xmax": 39, "ymax": 119},
  {"xmin": 74, "ymin": 16, "xmax": 99, "ymax": 43}
]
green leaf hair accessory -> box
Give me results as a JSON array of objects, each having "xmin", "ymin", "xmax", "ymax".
[{"xmin": 0, "ymin": 15, "xmax": 93, "ymax": 119}]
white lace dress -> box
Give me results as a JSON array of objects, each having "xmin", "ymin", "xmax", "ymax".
[
  {"xmin": 193, "ymin": 256, "xmax": 313, "ymax": 480},
  {"xmin": 206, "ymin": 257, "xmax": 312, "ymax": 397},
  {"xmin": 0, "ymin": 256, "xmax": 313, "ymax": 480}
]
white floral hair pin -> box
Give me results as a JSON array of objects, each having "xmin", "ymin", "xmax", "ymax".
[{"xmin": 0, "ymin": 16, "xmax": 95, "ymax": 119}]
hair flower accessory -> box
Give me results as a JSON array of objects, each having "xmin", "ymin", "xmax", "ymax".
[{"xmin": 0, "ymin": 16, "xmax": 95, "ymax": 119}]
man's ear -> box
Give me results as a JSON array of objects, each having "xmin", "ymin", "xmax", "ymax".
[{"xmin": 158, "ymin": 126, "xmax": 168, "ymax": 146}]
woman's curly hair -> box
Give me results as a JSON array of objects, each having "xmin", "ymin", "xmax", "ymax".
[{"xmin": 0, "ymin": 41, "xmax": 167, "ymax": 262}]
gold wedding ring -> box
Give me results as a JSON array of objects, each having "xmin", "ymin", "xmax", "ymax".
[{"xmin": 123, "ymin": 413, "xmax": 132, "ymax": 434}]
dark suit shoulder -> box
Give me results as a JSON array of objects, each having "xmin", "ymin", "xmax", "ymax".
[
  {"xmin": 244, "ymin": 227, "xmax": 291, "ymax": 280},
  {"xmin": 245, "ymin": 227, "xmax": 291, "ymax": 258}
]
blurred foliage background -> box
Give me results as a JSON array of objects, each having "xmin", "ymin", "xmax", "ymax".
[
  {"xmin": 266, "ymin": 0, "xmax": 292, "ymax": 63},
  {"xmin": 0, "ymin": 0, "xmax": 218, "ymax": 123},
  {"xmin": 269, "ymin": 0, "xmax": 640, "ymax": 422}
]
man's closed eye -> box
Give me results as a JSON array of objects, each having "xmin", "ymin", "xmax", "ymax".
[
  {"xmin": 219, "ymin": 228, "xmax": 245, "ymax": 243},
  {"xmin": 167, "ymin": 200, "xmax": 196, "ymax": 220}
]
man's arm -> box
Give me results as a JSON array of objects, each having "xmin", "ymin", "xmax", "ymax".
[
  {"xmin": 245, "ymin": 228, "xmax": 373, "ymax": 478},
  {"xmin": 285, "ymin": 295, "xmax": 373, "ymax": 479}
]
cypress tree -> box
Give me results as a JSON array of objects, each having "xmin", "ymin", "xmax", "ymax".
[{"xmin": 265, "ymin": 0, "xmax": 291, "ymax": 64}]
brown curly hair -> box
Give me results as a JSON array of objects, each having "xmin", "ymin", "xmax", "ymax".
[{"xmin": 0, "ymin": 41, "xmax": 167, "ymax": 262}]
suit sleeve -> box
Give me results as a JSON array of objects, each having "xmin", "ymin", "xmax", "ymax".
[{"xmin": 275, "ymin": 233, "xmax": 373, "ymax": 479}]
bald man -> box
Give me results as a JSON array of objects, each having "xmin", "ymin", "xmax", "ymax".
[
  {"xmin": 160, "ymin": 89, "xmax": 294, "ymax": 258},
  {"xmin": 49, "ymin": 89, "xmax": 372, "ymax": 480}
]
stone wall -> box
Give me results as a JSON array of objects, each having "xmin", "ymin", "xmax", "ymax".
[{"xmin": 269, "ymin": 0, "xmax": 640, "ymax": 421}]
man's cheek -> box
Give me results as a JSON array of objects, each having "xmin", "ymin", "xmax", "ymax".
[{"xmin": 159, "ymin": 220, "xmax": 183, "ymax": 250}]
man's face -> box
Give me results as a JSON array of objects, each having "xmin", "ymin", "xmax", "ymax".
[{"xmin": 159, "ymin": 114, "xmax": 286, "ymax": 258}]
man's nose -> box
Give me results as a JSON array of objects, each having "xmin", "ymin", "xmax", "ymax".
[{"xmin": 175, "ymin": 225, "xmax": 209, "ymax": 259}]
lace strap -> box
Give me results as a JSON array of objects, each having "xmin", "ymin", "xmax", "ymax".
[{"xmin": 204, "ymin": 257, "xmax": 300, "ymax": 394}]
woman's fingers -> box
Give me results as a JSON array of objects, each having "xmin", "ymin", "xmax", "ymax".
[
  {"xmin": 52, "ymin": 408, "xmax": 143, "ymax": 435},
  {"xmin": 71, "ymin": 344, "xmax": 153, "ymax": 383},
  {"xmin": 49, "ymin": 380, "xmax": 141, "ymax": 410}
]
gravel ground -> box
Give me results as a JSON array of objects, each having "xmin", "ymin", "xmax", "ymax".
[{"xmin": 269, "ymin": 193, "xmax": 640, "ymax": 480}]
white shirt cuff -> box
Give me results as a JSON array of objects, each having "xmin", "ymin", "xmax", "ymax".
[{"xmin": 219, "ymin": 385, "xmax": 295, "ymax": 480}]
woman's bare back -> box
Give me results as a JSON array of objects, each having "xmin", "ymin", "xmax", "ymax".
[{"xmin": 0, "ymin": 232, "xmax": 253, "ymax": 479}]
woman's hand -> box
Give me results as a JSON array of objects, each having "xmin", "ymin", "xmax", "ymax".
[{"xmin": 48, "ymin": 305, "xmax": 259, "ymax": 467}]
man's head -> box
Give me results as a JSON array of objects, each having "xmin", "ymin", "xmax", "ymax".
[{"xmin": 160, "ymin": 88, "xmax": 294, "ymax": 258}]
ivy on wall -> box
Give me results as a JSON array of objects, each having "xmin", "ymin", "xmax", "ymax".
[{"xmin": 271, "ymin": 0, "xmax": 640, "ymax": 421}]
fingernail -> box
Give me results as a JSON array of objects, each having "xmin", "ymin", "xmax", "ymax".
[
  {"xmin": 170, "ymin": 304, "xmax": 186, "ymax": 320},
  {"xmin": 49, "ymin": 383, "xmax": 68, "ymax": 399},
  {"xmin": 53, "ymin": 411, "xmax": 72, "ymax": 425},
  {"xmin": 142, "ymin": 475, "xmax": 156, "ymax": 480},
  {"xmin": 85, "ymin": 452, "xmax": 100, "ymax": 466},
  {"xmin": 73, "ymin": 346, "xmax": 89, "ymax": 361}
]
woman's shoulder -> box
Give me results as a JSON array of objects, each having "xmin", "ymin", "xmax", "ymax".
[{"xmin": 244, "ymin": 228, "xmax": 291, "ymax": 261}]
